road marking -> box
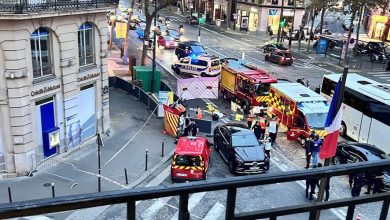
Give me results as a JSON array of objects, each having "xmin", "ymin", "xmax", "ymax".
[
  {"xmin": 145, "ymin": 165, "xmax": 171, "ymax": 187},
  {"xmin": 170, "ymin": 192, "xmax": 207, "ymax": 220},
  {"xmin": 203, "ymin": 202, "xmax": 225, "ymax": 220},
  {"xmin": 141, "ymin": 197, "xmax": 171, "ymax": 220}
]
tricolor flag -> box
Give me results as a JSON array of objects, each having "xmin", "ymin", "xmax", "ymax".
[{"xmin": 320, "ymin": 78, "xmax": 343, "ymax": 159}]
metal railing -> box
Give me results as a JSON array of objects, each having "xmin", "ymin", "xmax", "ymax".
[
  {"xmin": 0, "ymin": 160, "xmax": 390, "ymax": 219},
  {"xmin": 0, "ymin": 0, "xmax": 115, "ymax": 14}
]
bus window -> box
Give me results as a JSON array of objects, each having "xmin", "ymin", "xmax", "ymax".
[{"xmin": 321, "ymin": 78, "xmax": 336, "ymax": 96}]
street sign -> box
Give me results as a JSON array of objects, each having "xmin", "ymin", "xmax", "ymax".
[
  {"xmin": 240, "ymin": 16, "xmax": 249, "ymax": 30},
  {"xmin": 269, "ymin": 9, "xmax": 278, "ymax": 16},
  {"xmin": 316, "ymin": 37, "xmax": 329, "ymax": 54}
]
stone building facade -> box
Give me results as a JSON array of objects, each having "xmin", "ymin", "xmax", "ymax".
[{"xmin": 0, "ymin": 3, "xmax": 113, "ymax": 177}]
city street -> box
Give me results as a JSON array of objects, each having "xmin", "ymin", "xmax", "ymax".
[{"xmin": 89, "ymin": 8, "xmax": 390, "ymax": 220}]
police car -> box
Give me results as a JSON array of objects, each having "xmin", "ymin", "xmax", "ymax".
[{"xmin": 171, "ymin": 55, "xmax": 221, "ymax": 77}]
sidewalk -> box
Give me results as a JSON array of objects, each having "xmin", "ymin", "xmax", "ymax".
[{"xmin": 0, "ymin": 47, "xmax": 177, "ymax": 219}]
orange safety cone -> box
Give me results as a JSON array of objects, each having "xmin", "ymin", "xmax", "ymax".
[{"xmin": 356, "ymin": 214, "xmax": 361, "ymax": 220}]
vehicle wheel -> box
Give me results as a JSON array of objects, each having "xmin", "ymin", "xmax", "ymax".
[
  {"xmin": 201, "ymin": 72, "xmax": 207, "ymax": 77},
  {"xmin": 223, "ymin": 92, "xmax": 230, "ymax": 101},
  {"xmin": 228, "ymin": 161, "xmax": 235, "ymax": 174},
  {"xmin": 241, "ymin": 100, "xmax": 250, "ymax": 114},
  {"xmin": 300, "ymin": 137, "xmax": 307, "ymax": 148},
  {"xmin": 332, "ymin": 155, "xmax": 342, "ymax": 165},
  {"xmin": 340, "ymin": 122, "xmax": 347, "ymax": 137},
  {"xmin": 174, "ymin": 67, "xmax": 181, "ymax": 74}
]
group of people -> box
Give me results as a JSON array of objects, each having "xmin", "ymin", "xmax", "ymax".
[
  {"xmin": 305, "ymin": 130, "xmax": 323, "ymax": 169},
  {"xmin": 349, "ymin": 171, "xmax": 385, "ymax": 197},
  {"xmin": 305, "ymin": 163, "xmax": 331, "ymax": 201},
  {"xmin": 247, "ymin": 109, "xmax": 279, "ymax": 158},
  {"xmin": 178, "ymin": 113, "xmax": 199, "ymax": 138}
]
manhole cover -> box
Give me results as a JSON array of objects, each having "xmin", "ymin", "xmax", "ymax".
[{"xmin": 43, "ymin": 183, "xmax": 52, "ymax": 187}]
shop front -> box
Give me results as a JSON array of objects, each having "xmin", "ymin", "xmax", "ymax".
[
  {"xmin": 235, "ymin": 6, "xmax": 260, "ymax": 31},
  {"xmin": 213, "ymin": 0, "xmax": 227, "ymax": 20},
  {"xmin": 369, "ymin": 15, "xmax": 390, "ymax": 41}
]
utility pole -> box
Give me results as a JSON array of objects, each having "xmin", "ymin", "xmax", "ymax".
[
  {"xmin": 276, "ymin": 0, "xmax": 285, "ymax": 43},
  {"xmin": 288, "ymin": 0, "xmax": 296, "ymax": 49},
  {"xmin": 315, "ymin": 65, "xmax": 349, "ymax": 220},
  {"xmin": 198, "ymin": 11, "xmax": 201, "ymax": 43},
  {"xmin": 151, "ymin": 0, "xmax": 157, "ymax": 94},
  {"xmin": 97, "ymin": 133, "xmax": 104, "ymax": 192}
]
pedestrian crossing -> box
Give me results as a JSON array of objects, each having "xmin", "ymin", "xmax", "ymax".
[
  {"xmin": 293, "ymin": 59, "xmax": 334, "ymax": 73},
  {"xmin": 364, "ymin": 71, "xmax": 390, "ymax": 83}
]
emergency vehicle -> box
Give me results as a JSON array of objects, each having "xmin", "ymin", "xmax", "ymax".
[
  {"xmin": 267, "ymin": 83, "xmax": 330, "ymax": 147},
  {"xmin": 171, "ymin": 55, "xmax": 221, "ymax": 77},
  {"xmin": 171, "ymin": 136, "xmax": 212, "ymax": 182},
  {"xmin": 219, "ymin": 59, "xmax": 277, "ymax": 113}
]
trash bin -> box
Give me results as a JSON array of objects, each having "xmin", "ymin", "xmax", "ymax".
[{"xmin": 216, "ymin": 19, "xmax": 221, "ymax": 27}]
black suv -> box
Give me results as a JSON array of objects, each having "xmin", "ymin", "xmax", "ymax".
[
  {"xmin": 213, "ymin": 123, "xmax": 269, "ymax": 174},
  {"xmin": 262, "ymin": 43, "xmax": 288, "ymax": 53},
  {"xmin": 175, "ymin": 41, "xmax": 206, "ymax": 59}
]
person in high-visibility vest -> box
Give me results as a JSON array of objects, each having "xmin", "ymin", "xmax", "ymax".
[
  {"xmin": 196, "ymin": 107, "xmax": 203, "ymax": 119},
  {"xmin": 258, "ymin": 113, "xmax": 268, "ymax": 140},
  {"xmin": 247, "ymin": 108, "xmax": 255, "ymax": 129}
]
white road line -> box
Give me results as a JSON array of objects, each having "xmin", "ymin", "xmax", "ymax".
[
  {"xmin": 203, "ymin": 202, "xmax": 225, "ymax": 220},
  {"xmin": 373, "ymin": 74, "xmax": 390, "ymax": 77},
  {"xmin": 141, "ymin": 197, "xmax": 172, "ymax": 220},
  {"xmin": 145, "ymin": 165, "xmax": 171, "ymax": 187},
  {"xmin": 170, "ymin": 192, "xmax": 207, "ymax": 220}
]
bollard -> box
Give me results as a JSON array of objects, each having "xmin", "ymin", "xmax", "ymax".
[
  {"xmin": 51, "ymin": 183, "xmax": 55, "ymax": 198},
  {"xmin": 161, "ymin": 142, "xmax": 165, "ymax": 157},
  {"xmin": 241, "ymin": 52, "xmax": 245, "ymax": 60},
  {"xmin": 8, "ymin": 187, "xmax": 12, "ymax": 203},
  {"xmin": 124, "ymin": 168, "xmax": 129, "ymax": 185},
  {"xmin": 145, "ymin": 149, "xmax": 148, "ymax": 171}
]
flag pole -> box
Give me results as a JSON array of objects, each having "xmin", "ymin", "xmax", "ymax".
[{"xmin": 315, "ymin": 65, "xmax": 348, "ymax": 220}]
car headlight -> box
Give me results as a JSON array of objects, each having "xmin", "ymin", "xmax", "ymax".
[
  {"xmin": 174, "ymin": 42, "xmax": 178, "ymax": 46},
  {"xmin": 235, "ymin": 156, "xmax": 244, "ymax": 166}
]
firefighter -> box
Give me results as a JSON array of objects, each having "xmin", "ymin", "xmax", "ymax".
[
  {"xmin": 258, "ymin": 110, "xmax": 268, "ymax": 140},
  {"xmin": 247, "ymin": 108, "xmax": 255, "ymax": 129},
  {"xmin": 196, "ymin": 106, "xmax": 203, "ymax": 119}
]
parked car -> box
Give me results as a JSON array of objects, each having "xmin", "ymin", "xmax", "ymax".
[
  {"xmin": 262, "ymin": 43, "xmax": 288, "ymax": 53},
  {"xmin": 333, "ymin": 142, "xmax": 390, "ymax": 191},
  {"xmin": 213, "ymin": 123, "xmax": 269, "ymax": 174},
  {"xmin": 157, "ymin": 35, "xmax": 178, "ymax": 49},
  {"xmin": 171, "ymin": 136, "xmax": 212, "ymax": 182},
  {"xmin": 186, "ymin": 16, "xmax": 199, "ymax": 25},
  {"xmin": 265, "ymin": 50, "xmax": 293, "ymax": 66},
  {"xmin": 175, "ymin": 41, "xmax": 206, "ymax": 59}
]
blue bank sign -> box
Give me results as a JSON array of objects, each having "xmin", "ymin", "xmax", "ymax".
[
  {"xmin": 316, "ymin": 37, "xmax": 329, "ymax": 55},
  {"xmin": 269, "ymin": 9, "xmax": 278, "ymax": 16}
]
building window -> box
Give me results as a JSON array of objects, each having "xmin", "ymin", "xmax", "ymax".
[
  {"xmin": 31, "ymin": 28, "xmax": 53, "ymax": 79},
  {"xmin": 78, "ymin": 23, "xmax": 94, "ymax": 67}
]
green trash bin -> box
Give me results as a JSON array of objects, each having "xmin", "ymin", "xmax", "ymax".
[{"xmin": 132, "ymin": 66, "xmax": 161, "ymax": 93}]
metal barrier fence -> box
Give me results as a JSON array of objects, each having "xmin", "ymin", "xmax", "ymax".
[
  {"xmin": 0, "ymin": 160, "xmax": 389, "ymax": 219},
  {"xmin": 0, "ymin": 0, "xmax": 114, "ymax": 13},
  {"xmin": 109, "ymin": 76, "xmax": 175, "ymax": 115}
]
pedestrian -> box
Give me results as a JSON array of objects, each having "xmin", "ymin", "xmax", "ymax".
[
  {"xmin": 263, "ymin": 137, "xmax": 272, "ymax": 158},
  {"xmin": 222, "ymin": 14, "xmax": 227, "ymax": 21},
  {"xmin": 267, "ymin": 25, "xmax": 271, "ymax": 35},
  {"xmin": 195, "ymin": 106, "xmax": 203, "ymax": 119},
  {"xmin": 190, "ymin": 120, "xmax": 199, "ymax": 136},
  {"xmin": 305, "ymin": 130, "xmax": 315, "ymax": 169},
  {"xmin": 267, "ymin": 116, "xmax": 278, "ymax": 145},
  {"xmin": 183, "ymin": 115, "xmax": 191, "ymax": 136},
  {"xmin": 252, "ymin": 121, "xmax": 262, "ymax": 140},
  {"xmin": 311, "ymin": 134, "xmax": 322, "ymax": 167},
  {"xmin": 351, "ymin": 172, "xmax": 365, "ymax": 197},
  {"xmin": 325, "ymin": 176, "xmax": 331, "ymax": 201},
  {"xmin": 306, "ymin": 165, "xmax": 320, "ymax": 200},
  {"xmin": 364, "ymin": 172, "xmax": 375, "ymax": 194},
  {"xmin": 179, "ymin": 113, "xmax": 186, "ymax": 135},
  {"xmin": 247, "ymin": 108, "xmax": 255, "ymax": 129},
  {"xmin": 373, "ymin": 171, "xmax": 385, "ymax": 194},
  {"xmin": 258, "ymin": 110, "xmax": 267, "ymax": 140}
]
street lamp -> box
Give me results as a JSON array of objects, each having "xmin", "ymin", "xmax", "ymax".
[
  {"xmin": 109, "ymin": 15, "xmax": 116, "ymax": 50},
  {"xmin": 123, "ymin": 8, "xmax": 133, "ymax": 64}
]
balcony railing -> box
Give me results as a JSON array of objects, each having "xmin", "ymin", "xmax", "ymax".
[
  {"xmin": 0, "ymin": 0, "xmax": 116, "ymax": 14},
  {"xmin": 0, "ymin": 160, "xmax": 389, "ymax": 220}
]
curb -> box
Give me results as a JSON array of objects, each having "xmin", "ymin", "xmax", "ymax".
[{"xmin": 65, "ymin": 148, "xmax": 175, "ymax": 220}]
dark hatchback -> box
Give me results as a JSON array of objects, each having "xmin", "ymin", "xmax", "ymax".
[
  {"xmin": 333, "ymin": 142, "xmax": 390, "ymax": 191},
  {"xmin": 262, "ymin": 43, "xmax": 288, "ymax": 53},
  {"xmin": 265, "ymin": 50, "xmax": 293, "ymax": 66},
  {"xmin": 213, "ymin": 123, "xmax": 269, "ymax": 174}
]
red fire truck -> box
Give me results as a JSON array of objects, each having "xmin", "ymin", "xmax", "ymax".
[{"xmin": 219, "ymin": 59, "xmax": 277, "ymax": 113}]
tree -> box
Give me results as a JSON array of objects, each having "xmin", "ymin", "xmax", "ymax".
[
  {"xmin": 342, "ymin": 0, "xmax": 382, "ymax": 65},
  {"xmin": 141, "ymin": 0, "xmax": 178, "ymax": 65}
]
